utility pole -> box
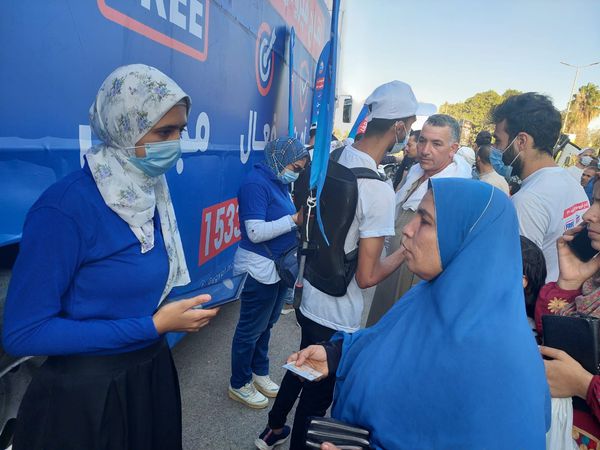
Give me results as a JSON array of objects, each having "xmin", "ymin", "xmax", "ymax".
[{"xmin": 560, "ymin": 61, "xmax": 600, "ymax": 133}]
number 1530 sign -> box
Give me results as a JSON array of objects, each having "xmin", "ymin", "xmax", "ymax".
[{"xmin": 198, "ymin": 198, "xmax": 241, "ymax": 265}]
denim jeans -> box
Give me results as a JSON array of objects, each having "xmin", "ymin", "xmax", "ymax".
[{"xmin": 230, "ymin": 275, "xmax": 287, "ymax": 389}]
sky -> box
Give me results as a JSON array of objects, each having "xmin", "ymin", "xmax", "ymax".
[{"xmin": 337, "ymin": 0, "xmax": 600, "ymax": 112}]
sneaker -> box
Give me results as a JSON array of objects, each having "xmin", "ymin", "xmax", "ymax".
[
  {"xmin": 255, "ymin": 425, "xmax": 291, "ymax": 450},
  {"xmin": 228, "ymin": 382, "xmax": 268, "ymax": 409},
  {"xmin": 253, "ymin": 374, "xmax": 279, "ymax": 398},
  {"xmin": 280, "ymin": 304, "xmax": 295, "ymax": 315}
]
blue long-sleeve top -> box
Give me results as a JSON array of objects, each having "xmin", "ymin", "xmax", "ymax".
[{"xmin": 3, "ymin": 165, "xmax": 167, "ymax": 356}]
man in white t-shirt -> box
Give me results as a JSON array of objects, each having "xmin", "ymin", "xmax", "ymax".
[
  {"xmin": 256, "ymin": 81, "xmax": 417, "ymax": 450},
  {"xmin": 492, "ymin": 92, "xmax": 589, "ymax": 282},
  {"xmin": 476, "ymin": 144, "xmax": 510, "ymax": 195}
]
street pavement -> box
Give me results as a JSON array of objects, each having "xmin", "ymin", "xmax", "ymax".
[
  {"xmin": 173, "ymin": 301, "xmax": 300, "ymax": 450},
  {"xmin": 173, "ymin": 288, "xmax": 375, "ymax": 450}
]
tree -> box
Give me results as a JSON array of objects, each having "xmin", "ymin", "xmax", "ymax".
[
  {"xmin": 564, "ymin": 83, "xmax": 600, "ymax": 146},
  {"xmin": 439, "ymin": 89, "xmax": 522, "ymax": 144},
  {"xmin": 589, "ymin": 129, "xmax": 600, "ymax": 149}
]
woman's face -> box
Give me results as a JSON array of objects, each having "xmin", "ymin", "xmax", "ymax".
[
  {"xmin": 584, "ymin": 182, "xmax": 600, "ymax": 250},
  {"xmin": 401, "ymin": 191, "xmax": 442, "ymax": 280},
  {"xmin": 134, "ymin": 105, "xmax": 188, "ymax": 157},
  {"xmin": 284, "ymin": 157, "xmax": 308, "ymax": 174}
]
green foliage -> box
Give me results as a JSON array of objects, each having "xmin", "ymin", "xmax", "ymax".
[
  {"xmin": 589, "ymin": 129, "xmax": 600, "ymax": 149},
  {"xmin": 439, "ymin": 89, "xmax": 522, "ymax": 144},
  {"xmin": 564, "ymin": 83, "xmax": 600, "ymax": 147}
]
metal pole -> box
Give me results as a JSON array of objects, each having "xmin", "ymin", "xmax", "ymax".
[
  {"xmin": 561, "ymin": 67, "xmax": 579, "ymax": 134},
  {"xmin": 560, "ymin": 61, "xmax": 600, "ymax": 134}
]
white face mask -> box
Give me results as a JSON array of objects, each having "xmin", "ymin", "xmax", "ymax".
[{"xmin": 581, "ymin": 155, "xmax": 593, "ymax": 166}]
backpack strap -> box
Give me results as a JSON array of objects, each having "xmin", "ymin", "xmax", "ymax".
[
  {"xmin": 330, "ymin": 146, "xmax": 386, "ymax": 182},
  {"xmin": 330, "ymin": 146, "xmax": 345, "ymax": 162},
  {"xmin": 350, "ymin": 167, "xmax": 386, "ymax": 182}
]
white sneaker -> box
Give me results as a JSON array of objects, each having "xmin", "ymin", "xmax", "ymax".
[
  {"xmin": 252, "ymin": 374, "xmax": 280, "ymax": 398},
  {"xmin": 228, "ymin": 382, "xmax": 268, "ymax": 409},
  {"xmin": 280, "ymin": 304, "xmax": 295, "ymax": 315}
]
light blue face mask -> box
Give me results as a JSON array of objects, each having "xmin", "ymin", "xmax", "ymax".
[
  {"xmin": 128, "ymin": 139, "xmax": 182, "ymax": 177},
  {"xmin": 390, "ymin": 122, "xmax": 410, "ymax": 153},
  {"xmin": 278, "ymin": 169, "xmax": 299, "ymax": 184}
]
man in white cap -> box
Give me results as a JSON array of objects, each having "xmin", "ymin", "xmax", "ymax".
[
  {"xmin": 367, "ymin": 113, "xmax": 472, "ymax": 326},
  {"xmin": 457, "ymin": 146, "xmax": 476, "ymax": 168},
  {"xmin": 255, "ymin": 80, "xmax": 416, "ymax": 450},
  {"xmin": 566, "ymin": 147, "xmax": 595, "ymax": 182}
]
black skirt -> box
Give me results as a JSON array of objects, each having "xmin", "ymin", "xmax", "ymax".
[{"xmin": 13, "ymin": 338, "xmax": 182, "ymax": 450}]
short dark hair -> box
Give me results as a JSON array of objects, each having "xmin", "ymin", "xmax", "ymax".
[
  {"xmin": 477, "ymin": 144, "xmax": 493, "ymax": 165},
  {"xmin": 364, "ymin": 116, "xmax": 414, "ymax": 138},
  {"xmin": 491, "ymin": 92, "xmax": 561, "ymax": 156},
  {"xmin": 423, "ymin": 114, "xmax": 460, "ymax": 143},
  {"xmin": 520, "ymin": 235, "xmax": 547, "ymax": 318},
  {"xmin": 475, "ymin": 130, "xmax": 492, "ymax": 146},
  {"xmin": 410, "ymin": 129, "xmax": 421, "ymax": 140},
  {"xmin": 364, "ymin": 118, "xmax": 396, "ymax": 137}
]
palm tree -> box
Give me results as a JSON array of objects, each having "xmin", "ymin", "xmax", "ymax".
[{"xmin": 565, "ymin": 83, "xmax": 600, "ymax": 145}]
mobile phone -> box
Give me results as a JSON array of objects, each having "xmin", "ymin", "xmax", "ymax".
[
  {"xmin": 167, "ymin": 272, "xmax": 248, "ymax": 309},
  {"xmin": 568, "ymin": 227, "xmax": 598, "ymax": 262}
]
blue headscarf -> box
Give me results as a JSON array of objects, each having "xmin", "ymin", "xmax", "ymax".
[
  {"xmin": 332, "ymin": 178, "xmax": 550, "ymax": 450},
  {"xmin": 263, "ymin": 137, "xmax": 308, "ymax": 176}
]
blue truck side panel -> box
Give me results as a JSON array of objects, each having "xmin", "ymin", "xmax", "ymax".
[{"xmin": 0, "ymin": 0, "xmax": 328, "ymax": 288}]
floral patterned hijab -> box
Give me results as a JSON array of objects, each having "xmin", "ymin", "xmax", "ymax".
[{"xmin": 86, "ymin": 64, "xmax": 191, "ymax": 303}]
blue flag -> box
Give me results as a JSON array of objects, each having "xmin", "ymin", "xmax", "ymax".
[
  {"xmin": 310, "ymin": 0, "xmax": 341, "ymax": 243},
  {"xmin": 288, "ymin": 27, "xmax": 295, "ymax": 137},
  {"xmin": 310, "ymin": 41, "xmax": 330, "ymax": 127},
  {"xmin": 348, "ymin": 104, "xmax": 368, "ymax": 139}
]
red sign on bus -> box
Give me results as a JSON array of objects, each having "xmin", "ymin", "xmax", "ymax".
[{"xmin": 198, "ymin": 198, "xmax": 242, "ymax": 265}]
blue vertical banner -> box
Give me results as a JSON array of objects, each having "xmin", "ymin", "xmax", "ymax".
[
  {"xmin": 310, "ymin": 42, "xmax": 331, "ymax": 126},
  {"xmin": 310, "ymin": 0, "xmax": 341, "ymax": 241},
  {"xmin": 288, "ymin": 27, "xmax": 295, "ymax": 137}
]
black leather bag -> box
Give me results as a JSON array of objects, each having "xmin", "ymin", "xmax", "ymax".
[
  {"xmin": 542, "ymin": 313, "xmax": 600, "ymax": 411},
  {"xmin": 264, "ymin": 244, "xmax": 298, "ymax": 289},
  {"xmin": 305, "ymin": 417, "xmax": 371, "ymax": 450}
]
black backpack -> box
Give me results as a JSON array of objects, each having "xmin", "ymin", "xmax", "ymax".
[{"xmin": 293, "ymin": 146, "xmax": 386, "ymax": 297}]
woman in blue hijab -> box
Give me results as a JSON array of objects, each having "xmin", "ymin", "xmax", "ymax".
[{"xmin": 290, "ymin": 178, "xmax": 550, "ymax": 449}]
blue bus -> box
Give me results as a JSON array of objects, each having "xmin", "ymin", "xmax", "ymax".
[{"xmin": 0, "ymin": 0, "xmax": 330, "ymax": 445}]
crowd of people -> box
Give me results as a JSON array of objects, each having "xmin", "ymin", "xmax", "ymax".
[{"xmin": 3, "ymin": 63, "xmax": 600, "ymax": 450}]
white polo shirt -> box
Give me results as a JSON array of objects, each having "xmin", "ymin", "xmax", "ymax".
[{"xmin": 300, "ymin": 145, "xmax": 395, "ymax": 332}]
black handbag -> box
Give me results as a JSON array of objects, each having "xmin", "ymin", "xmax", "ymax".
[
  {"xmin": 305, "ymin": 417, "xmax": 371, "ymax": 450},
  {"xmin": 263, "ymin": 244, "xmax": 298, "ymax": 289},
  {"xmin": 542, "ymin": 313, "xmax": 600, "ymax": 411}
]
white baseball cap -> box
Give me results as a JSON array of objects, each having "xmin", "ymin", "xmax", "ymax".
[
  {"xmin": 364, "ymin": 80, "xmax": 418, "ymax": 122},
  {"xmin": 457, "ymin": 146, "xmax": 476, "ymax": 167}
]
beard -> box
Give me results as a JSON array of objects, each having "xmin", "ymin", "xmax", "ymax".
[{"xmin": 501, "ymin": 145, "xmax": 524, "ymax": 179}]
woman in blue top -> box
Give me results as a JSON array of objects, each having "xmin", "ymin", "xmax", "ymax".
[
  {"xmin": 229, "ymin": 138, "xmax": 308, "ymax": 410},
  {"xmin": 3, "ymin": 65, "xmax": 219, "ymax": 450},
  {"xmin": 290, "ymin": 178, "xmax": 550, "ymax": 449}
]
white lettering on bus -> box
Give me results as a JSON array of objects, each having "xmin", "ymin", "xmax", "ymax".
[{"xmin": 140, "ymin": 0, "xmax": 204, "ymax": 39}]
